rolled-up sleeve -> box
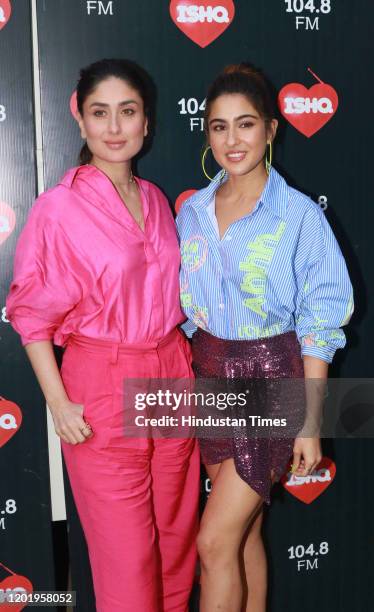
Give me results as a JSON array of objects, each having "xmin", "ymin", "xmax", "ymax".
[
  {"xmin": 6, "ymin": 197, "xmax": 84, "ymax": 346},
  {"xmin": 295, "ymin": 208, "xmax": 354, "ymax": 364}
]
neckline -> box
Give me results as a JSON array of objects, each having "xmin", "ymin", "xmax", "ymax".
[
  {"xmin": 76, "ymin": 164, "xmax": 149, "ymax": 235},
  {"xmin": 208, "ymin": 193, "xmax": 262, "ymax": 242},
  {"xmin": 111, "ymin": 174, "xmax": 146, "ymax": 233}
]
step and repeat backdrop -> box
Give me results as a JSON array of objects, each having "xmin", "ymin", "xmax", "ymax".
[
  {"xmin": 1, "ymin": 0, "xmax": 374, "ymax": 610},
  {"xmin": 0, "ymin": 0, "xmax": 56, "ymax": 606}
]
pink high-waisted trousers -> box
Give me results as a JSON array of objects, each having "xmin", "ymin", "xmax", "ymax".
[{"xmin": 60, "ymin": 328, "xmax": 199, "ymax": 612}]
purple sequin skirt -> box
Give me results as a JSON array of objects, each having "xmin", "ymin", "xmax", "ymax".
[{"xmin": 191, "ymin": 329, "xmax": 305, "ymax": 504}]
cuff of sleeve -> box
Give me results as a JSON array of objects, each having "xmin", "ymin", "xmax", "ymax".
[
  {"xmin": 301, "ymin": 345, "xmax": 335, "ymax": 364},
  {"xmin": 20, "ymin": 333, "xmax": 54, "ymax": 347},
  {"xmin": 7, "ymin": 314, "xmax": 57, "ymax": 346}
]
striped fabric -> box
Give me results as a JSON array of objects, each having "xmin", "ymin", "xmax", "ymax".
[{"xmin": 176, "ymin": 167, "xmax": 353, "ymax": 363}]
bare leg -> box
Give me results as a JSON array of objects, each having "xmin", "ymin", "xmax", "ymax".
[
  {"xmin": 241, "ymin": 508, "xmax": 267, "ymax": 612},
  {"xmin": 205, "ymin": 462, "xmax": 221, "ymax": 485},
  {"xmin": 241, "ymin": 470, "xmax": 278, "ymax": 611},
  {"xmin": 198, "ymin": 458, "xmax": 263, "ymax": 612},
  {"xmin": 205, "ymin": 463, "xmax": 268, "ymax": 611}
]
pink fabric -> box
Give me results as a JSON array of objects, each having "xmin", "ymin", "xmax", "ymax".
[
  {"xmin": 6, "ymin": 165, "xmax": 200, "ymax": 610},
  {"xmin": 6, "ymin": 164, "xmax": 184, "ymax": 346},
  {"xmin": 61, "ymin": 329, "xmax": 199, "ymax": 612}
]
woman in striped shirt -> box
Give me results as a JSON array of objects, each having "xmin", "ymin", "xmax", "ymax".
[{"xmin": 176, "ymin": 64, "xmax": 353, "ymax": 612}]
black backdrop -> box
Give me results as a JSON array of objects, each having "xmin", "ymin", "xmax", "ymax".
[
  {"xmin": 0, "ymin": 0, "xmax": 55, "ymax": 601},
  {"xmin": 1, "ymin": 1, "xmax": 374, "ymax": 610}
]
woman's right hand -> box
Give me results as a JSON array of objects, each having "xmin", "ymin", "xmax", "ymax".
[
  {"xmin": 50, "ymin": 399, "xmax": 93, "ymax": 444},
  {"xmin": 22, "ymin": 340, "xmax": 94, "ymax": 444}
]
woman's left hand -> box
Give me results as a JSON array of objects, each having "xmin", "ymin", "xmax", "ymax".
[
  {"xmin": 292, "ymin": 355, "xmax": 327, "ymax": 476},
  {"xmin": 292, "ymin": 436, "xmax": 322, "ymax": 476}
]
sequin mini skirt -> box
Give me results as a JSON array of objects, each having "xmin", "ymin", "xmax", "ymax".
[{"xmin": 191, "ymin": 328, "xmax": 305, "ymax": 504}]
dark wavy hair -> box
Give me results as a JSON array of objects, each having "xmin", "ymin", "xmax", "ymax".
[{"xmin": 204, "ymin": 62, "xmax": 277, "ymax": 129}]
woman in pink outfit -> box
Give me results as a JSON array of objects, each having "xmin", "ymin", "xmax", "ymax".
[{"xmin": 6, "ymin": 59, "xmax": 199, "ymax": 612}]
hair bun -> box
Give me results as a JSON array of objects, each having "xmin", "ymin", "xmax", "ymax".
[
  {"xmin": 204, "ymin": 61, "xmax": 277, "ymax": 124},
  {"xmin": 223, "ymin": 63, "xmax": 259, "ymax": 78}
]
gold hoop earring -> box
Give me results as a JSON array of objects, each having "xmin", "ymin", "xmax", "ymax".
[
  {"xmin": 201, "ymin": 145, "xmax": 226, "ymax": 182},
  {"xmin": 201, "ymin": 145, "xmax": 213, "ymax": 181},
  {"xmin": 265, "ymin": 141, "xmax": 273, "ymax": 175}
]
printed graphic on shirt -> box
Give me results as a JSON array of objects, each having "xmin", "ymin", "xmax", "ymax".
[
  {"xmin": 0, "ymin": 0, "xmax": 11, "ymax": 30},
  {"xmin": 278, "ymin": 68, "xmax": 339, "ymax": 138},
  {"xmin": 302, "ymin": 332, "xmax": 328, "ymax": 348},
  {"xmin": 169, "ymin": 0, "xmax": 235, "ymax": 48},
  {"xmin": 329, "ymin": 330, "xmax": 345, "ymax": 341},
  {"xmin": 180, "ymin": 268, "xmax": 190, "ymax": 294},
  {"xmin": 239, "ymin": 221, "xmax": 286, "ymax": 320},
  {"xmin": 191, "ymin": 305, "xmax": 208, "ymax": 329},
  {"xmin": 238, "ymin": 322, "xmax": 283, "ymax": 340},
  {"xmin": 302, "ymin": 301, "xmax": 348, "ymax": 349},
  {"xmin": 302, "ymin": 328, "xmax": 344, "ymax": 350},
  {"xmin": 181, "ymin": 292, "xmax": 192, "ymax": 308},
  {"xmin": 181, "ymin": 235, "xmax": 208, "ymax": 272},
  {"xmin": 341, "ymin": 293, "xmax": 354, "ymax": 326}
]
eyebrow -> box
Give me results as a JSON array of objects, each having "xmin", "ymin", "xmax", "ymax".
[
  {"xmin": 89, "ymin": 100, "xmax": 139, "ymax": 108},
  {"xmin": 209, "ymin": 113, "xmax": 258, "ymax": 125}
]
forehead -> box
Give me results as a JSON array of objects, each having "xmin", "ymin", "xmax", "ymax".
[
  {"xmin": 85, "ymin": 76, "xmax": 141, "ymax": 103},
  {"xmin": 209, "ymin": 93, "xmax": 259, "ymax": 118}
]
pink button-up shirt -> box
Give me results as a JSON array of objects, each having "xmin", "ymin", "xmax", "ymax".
[{"xmin": 6, "ymin": 165, "xmax": 184, "ymax": 346}]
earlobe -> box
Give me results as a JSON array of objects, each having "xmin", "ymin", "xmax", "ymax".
[
  {"xmin": 79, "ymin": 123, "xmax": 87, "ymax": 140},
  {"xmin": 76, "ymin": 113, "xmax": 87, "ymax": 139},
  {"xmin": 266, "ymin": 119, "xmax": 278, "ymax": 144},
  {"xmin": 271, "ymin": 119, "xmax": 279, "ymax": 141}
]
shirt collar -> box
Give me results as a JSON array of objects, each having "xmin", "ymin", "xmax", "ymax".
[
  {"xmin": 259, "ymin": 167, "xmax": 289, "ymax": 220},
  {"xmin": 58, "ymin": 165, "xmax": 83, "ymax": 187},
  {"xmin": 58, "ymin": 163, "xmax": 148, "ymax": 190},
  {"xmin": 57, "ymin": 164, "xmax": 150, "ymax": 228},
  {"xmin": 189, "ymin": 166, "xmax": 289, "ymax": 220}
]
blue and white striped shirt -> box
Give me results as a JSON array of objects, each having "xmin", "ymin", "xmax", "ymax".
[{"xmin": 176, "ymin": 167, "xmax": 353, "ymax": 363}]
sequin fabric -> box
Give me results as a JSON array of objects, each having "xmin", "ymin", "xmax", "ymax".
[{"xmin": 192, "ymin": 329, "xmax": 305, "ymax": 504}]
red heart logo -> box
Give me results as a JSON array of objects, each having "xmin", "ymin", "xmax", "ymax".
[
  {"xmin": 70, "ymin": 90, "xmax": 78, "ymax": 120},
  {"xmin": 0, "ymin": 1, "xmax": 11, "ymax": 30},
  {"xmin": 170, "ymin": 0, "xmax": 235, "ymax": 48},
  {"xmin": 281, "ymin": 456, "xmax": 336, "ymax": 504},
  {"xmin": 175, "ymin": 189, "xmax": 197, "ymax": 214},
  {"xmin": 278, "ymin": 82, "xmax": 338, "ymax": 137},
  {"xmin": 0, "ymin": 398, "xmax": 22, "ymax": 448},
  {"xmin": 0, "ymin": 202, "xmax": 16, "ymax": 246},
  {"xmin": 0, "ymin": 574, "xmax": 33, "ymax": 612}
]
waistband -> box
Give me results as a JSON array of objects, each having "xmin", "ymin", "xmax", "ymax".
[{"xmin": 67, "ymin": 327, "xmax": 182, "ymax": 354}]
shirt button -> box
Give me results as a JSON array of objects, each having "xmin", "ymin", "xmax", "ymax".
[
  {"xmin": 226, "ymin": 235, "xmax": 232, "ymax": 241},
  {"xmin": 219, "ymin": 303, "xmax": 225, "ymax": 309}
]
